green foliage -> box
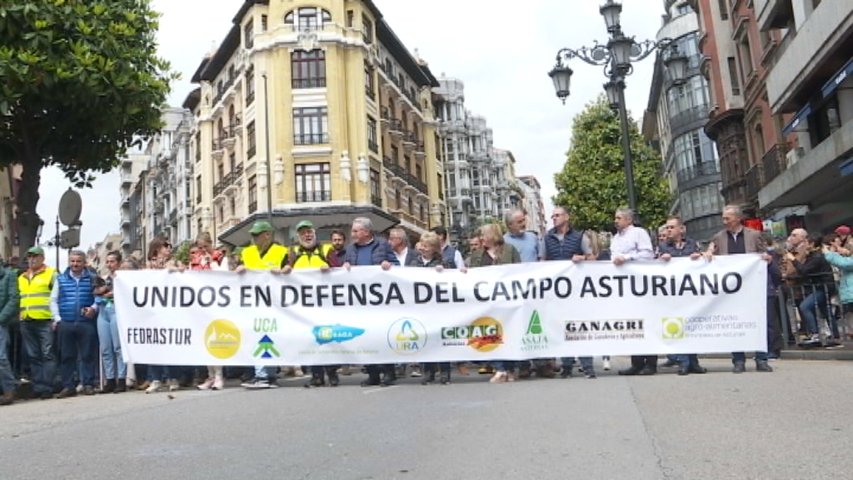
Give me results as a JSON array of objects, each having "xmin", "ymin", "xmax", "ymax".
[
  {"xmin": 553, "ymin": 97, "xmax": 670, "ymax": 232},
  {"xmin": 173, "ymin": 240, "xmax": 191, "ymax": 266},
  {"xmin": 0, "ymin": 0, "xmax": 177, "ymax": 250}
]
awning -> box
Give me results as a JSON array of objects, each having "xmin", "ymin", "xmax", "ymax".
[
  {"xmin": 820, "ymin": 57, "xmax": 853, "ymax": 99},
  {"xmin": 781, "ymin": 103, "xmax": 812, "ymax": 136}
]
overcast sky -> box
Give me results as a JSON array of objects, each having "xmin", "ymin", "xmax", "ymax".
[{"xmin": 36, "ymin": 0, "xmax": 666, "ymax": 260}]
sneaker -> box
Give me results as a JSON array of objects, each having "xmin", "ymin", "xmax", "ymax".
[
  {"xmin": 293, "ymin": 368, "xmax": 305, "ymax": 377},
  {"xmin": 167, "ymin": 379, "xmax": 180, "ymax": 392},
  {"xmin": 137, "ymin": 380, "xmax": 151, "ymax": 391},
  {"xmin": 197, "ymin": 378, "xmax": 215, "ymax": 390},
  {"xmin": 824, "ymin": 341, "xmax": 843, "ymax": 349},
  {"xmin": 57, "ymin": 387, "xmax": 77, "ymax": 399},
  {"xmin": 145, "ymin": 380, "xmax": 162, "ymax": 394},
  {"xmin": 439, "ymin": 372, "xmax": 450, "ymax": 385},
  {"xmin": 82, "ymin": 385, "xmax": 95, "ymax": 396},
  {"xmin": 584, "ymin": 369, "xmax": 597, "ymax": 379},
  {"xmin": 327, "ymin": 371, "xmax": 339, "ymax": 387},
  {"xmin": 602, "ymin": 359, "xmax": 611, "ymax": 371},
  {"xmin": 489, "ymin": 371, "xmax": 507, "ymax": 384},
  {"xmin": 339, "ymin": 365, "xmax": 352, "ymax": 376},
  {"xmin": 212, "ymin": 375, "xmax": 224, "ymax": 390},
  {"xmin": 241, "ymin": 378, "xmax": 272, "ymax": 389},
  {"xmin": 409, "ymin": 365, "xmax": 423, "ymax": 378}
]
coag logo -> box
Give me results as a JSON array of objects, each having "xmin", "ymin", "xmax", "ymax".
[
  {"xmin": 442, "ymin": 317, "xmax": 504, "ymax": 352},
  {"xmin": 387, "ymin": 318, "xmax": 428, "ymax": 354},
  {"xmin": 204, "ymin": 319, "xmax": 241, "ymax": 359},
  {"xmin": 661, "ymin": 317, "xmax": 685, "ymax": 340},
  {"xmin": 313, "ymin": 324, "xmax": 365, "ymax": 345}
]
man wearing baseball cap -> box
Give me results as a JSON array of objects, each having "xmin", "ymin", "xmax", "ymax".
[{"xmin": 18, "ymin": 246, "xmax": 58, "ymax": 399}]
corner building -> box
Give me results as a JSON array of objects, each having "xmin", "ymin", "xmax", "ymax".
[{"xmin": 190, "ymin": 0, "xmax": 445, "ymax": 247}]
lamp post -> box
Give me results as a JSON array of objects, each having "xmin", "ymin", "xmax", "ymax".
[
  {"xmin": 548, "ymin": 0, "xmax": 688, "ymax": 219},
  {"xmin": 261, "ymin": 73, "xmax": 274, "ymax": 224}
]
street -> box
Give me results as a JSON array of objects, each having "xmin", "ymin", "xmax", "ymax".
[{"xmin": 1, "ymin": 357, "xmax": 851, "ymax": 480}]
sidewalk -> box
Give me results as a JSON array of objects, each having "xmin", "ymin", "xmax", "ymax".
[{"xmin": 704, "ymin": 340, "xmax": 853, "ymax": 361}]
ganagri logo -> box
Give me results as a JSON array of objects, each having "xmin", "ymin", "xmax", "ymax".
[
  {"xmin": 387, "ymin": 318, "xmax": 428, "ymax": 355},
  {"xmin": 521, "ymin": 310, "xmax": 548, "ymax": 352},
  {"xmin": 312, "ymin": 324, "xmax": 365, "ymax": 345},
  {"xmin": 441, "ymin": 317, "xmax": 503, "ymax": 352},
  {"xmin": 204, "ymin": 319, "xmax": 241, "ymax": 359},
  {"xmin": 661, "ymin": 317, "xmax": 685, "ymax": 340}
]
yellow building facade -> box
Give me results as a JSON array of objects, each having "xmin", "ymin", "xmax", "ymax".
[{"xmin": 189, "ymin": 0, "xmax": 445, "ymax": 246}]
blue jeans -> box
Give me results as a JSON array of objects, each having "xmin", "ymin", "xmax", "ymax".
[
  {"xmin": 494, "ymin": 361, "xmax": 516, "ymax": 373},
  {"xmin": 97, "ymin": 303, "xmax": 126, "ymax": 380},
  {"xmin": 254, "ymin": 365, "xmax": 275, "ymax": 380},
  {"xmin": 20, "ymin": 321, "xmax": 56, "ymax": 394},
  {"xmin": 799, "ymin": 289, "xmax": 829, "ymax": 335},
  {"xmin": 0, "ymin": 325, "xmax": 16, "ymax": 393},
  {"xmin": 59, "ymin": 321, "xmax": 98, "ymax": 389},
  {"xmin": 147, "ymin": 364, "xmax": 173, "ymax": 382},
  {"xmin": 560, "ymin": 356, "xmax": 594, "ymax": 372},
  {"xmin": 674, "ymin": 354, "xmax": 700, "ymax": 368}
]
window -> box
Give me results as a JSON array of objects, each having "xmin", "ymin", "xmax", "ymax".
[
  {"xmin": 294, "ymin": 163, "xmax": 331, "ymax": 202},
  {"xmin": 247, "ymin": 121, "xmax": 256, "ymax": 158},
  {"xmin": 347, "ymin": 10, "xmax": 354, "ymax": 28},
  {"xmin": 395, "ymin": 190, "xmax": 402, "ymax": 209},
  {"xmin": 248, "ymin": 175, "xmax": 257, "ymax": 212},
  {"xmin": 195, "ymin": 132, "xmax": 201, "ymax": 162},
  {"xmin": 362, "ymin": 14, "xmax": 373, "ymax": 44},
  {"xmin": 217, "ymin": 161, "xmax": 224, "ymax": 182},
  {"xmin": 364, "ymin": 61, "xmax": 375, "ymax": 97},
  {"xmin": 285, "ymin": 7, "xmax": 331, "ymax": 31},
  {"xmin": 293, "ymin": 107, "xmax": 329, "ymax": 144},
  {"xmin": 666, "ymin": 76, "xmax": 710, "ymax": 116},
  {"xmin": 726, "ymin": 57, "xmax": 741, "ymax": 96},
  {"xmin": 406, "ymin": 196, "xmax": 412, "ymax": 215},
  {"xmin": 229, "ymin": 197, "xmax": 236, "ymax": 217},
  {"xmin": 738, "ymin": 36, "xmax": 754, "ymax": 79},
  {"xmin": 195, "ymin": 176, "xmax": 202, "ymax": 204},
  {"xmin": 415, "ymin": 163, "xmax": 422, "ymax": 182},
  {"xmin": 261, "ymin": 15, "xmax": 268, "ymax": 32},
  {"xmin": 419, "ymin": 203, "xmax": 425, "ymax": 222},
  {"xmin": 244, "ymin": 19, "xmax": 254, "ymax": 49},
  {"xmin": 291, "ymin": 50, "xmax": 326, "ymax": 88},
  {"xmin": 717, "ymin": 0, "xmax": 728, "ymax": 20},
  {"xmin": 367, "ymin": 117, "xmax": 378, "ymax": 153},
  {"xmin": 370, "ymin": 169, "xmax": 381, "ymax": 206},
  {"xmin": 391, "ymin": 145, "xmax": 399, "ymax": 162},
  {"xmin": 245, "ymin": 66, "xmax": 255, "ymax": 105},
  {"xmin": 676, "ymin": 3, "xmax": 691, "ymax": 15},
  {"xmin": 752, "ymin": 123, "xmax": 766, "ymax": 160}
]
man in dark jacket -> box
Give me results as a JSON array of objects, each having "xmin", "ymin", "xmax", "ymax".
[
  {"xmin": 343, "ymin": 217, "xmax": 398, "ymax": 386},
  {"xmin": 0, "ymin": 259, "xmax": 20, "ymax": 405}
]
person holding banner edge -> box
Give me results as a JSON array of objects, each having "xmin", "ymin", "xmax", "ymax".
[{"xmin": 237, "ymin": 220, "xmax": 289, "ymax": 389}]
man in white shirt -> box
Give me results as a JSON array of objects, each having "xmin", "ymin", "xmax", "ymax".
[
  {"xmin": 609, "ymin": 208, "xmax": 657, "ymax": 376},
  {"xmin": 388, "ymin": 228, "xmax": 416, "ymax": 267}
]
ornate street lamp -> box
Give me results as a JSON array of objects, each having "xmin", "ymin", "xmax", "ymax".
[{"xmin": 549, "ymin": 0, "xmax": 684, "ymax": 218}]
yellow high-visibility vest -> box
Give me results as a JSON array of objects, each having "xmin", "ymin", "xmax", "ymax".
[
  {"xmin": 19, "ymin": 266, "xmax": 55, "ymax": 320},
  {"xmin": 288, "ymin": 244, "xmax": 333, "ymax": 269},
  {"xmin": 241, "ymin": 243, "xmax": 288, "ymax": 271}
]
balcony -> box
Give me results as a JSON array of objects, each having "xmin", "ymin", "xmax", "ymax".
[
  {"xmin": 761, "ymin": 144, "xmax": 788, "ymax": 184},
  {"xmin": 386, "ymin": 119, "xmax": 404, "ymax": 139},
  {"xmin": 676, "ymin": 162, "xmax": 721, "ymax": 184},
  {"xmin": 296, "ymin": 191, "xmax": 331, "ymax": 203},
  {"xmin": 380, "ymin": 106, "xmax": 392, "ymax": 124},
  {"xmin": 402, "ymin": 132, "xmax": 417, "ymax": 150},
  {"xmin": 414, "ymin": 141, "xmax": 426, "ymax": 159},
  {"xmin": 385, "ymin": 161, "xmax": 428, "ymax": 195},
  {"xmin": 212, "ymin": 75, "xmax": 236, "ymax": 107},
  {"xmin": 292, "ymin": 77, "xmax": 327, "ymax": 89},
  {"xmin": 293, "ymin": 133, "xmax": 329, "ymax": 145}
]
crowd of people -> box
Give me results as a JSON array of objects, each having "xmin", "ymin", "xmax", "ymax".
[{"xmin": 0, "ymin": 204, "xmax": 849, "ymax": 406}]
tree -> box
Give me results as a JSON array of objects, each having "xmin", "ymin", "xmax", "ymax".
[
  {"xmin": 0, "ymin": 1, "xmax": 176, "ymax": 250},
  {"xmin": 554, "ymin": 97, "xmax": 670, "ymax": 232}
]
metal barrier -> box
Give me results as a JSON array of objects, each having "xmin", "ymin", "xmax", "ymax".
[{"xmin": 776, "ymin": 273, "xmax": 846, "ymax": 348}]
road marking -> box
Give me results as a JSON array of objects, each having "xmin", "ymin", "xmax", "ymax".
[{"xmin": 362, "ymin": 386, "xmax": 397, "ymax": 394}]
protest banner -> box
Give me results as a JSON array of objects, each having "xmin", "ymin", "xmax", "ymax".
[{"xmin": 114, "ymin": 255, "xmax": 767, "ymax": 365}]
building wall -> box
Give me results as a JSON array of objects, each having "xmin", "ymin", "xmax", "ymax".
[{"xmin": 517, "ymin": 175, "xmax": 546, "ymax": 236}]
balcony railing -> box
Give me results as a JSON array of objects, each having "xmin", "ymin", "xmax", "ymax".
[
  {"xmin": 676, "ymin": 162, "xmax": 721, "ymax": 184},
  {"xmin": 670, "ymin": 105, "xmax": 710, "ymax": 130},
  {"xmin": 292, "ymin": 77, "xmax": 326, "ymax": 89},
  {"xmin": 294, "ymin": 133, "xmax": 329, "ymax": 145},
  {"xmin": 212, "ymin": 75, "xmax": 236, "ymax": 106},
  {"xmin": 371, "ymin": 193, "xmax": 382, "ymax": 207},
  {"xmin": 386, "ymin": 161, "xmax": 428, "ymax": 195},
  {"xmin": 296, "ymin": 191, "xmax": 331, "ymax": 203},
  {"xmin": 761, "ymin": 144, "xmax": 787, "ymax": 184},
  {"xmin": 248, "ymin": 200, "xmax": 258, "ymax": 212}
]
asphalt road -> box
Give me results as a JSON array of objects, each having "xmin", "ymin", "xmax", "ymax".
[{"xmin": 1, "ymin": 357, "xmax": 851, "ymax": 480}]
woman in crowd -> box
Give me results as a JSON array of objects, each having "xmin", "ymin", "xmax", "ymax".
[
  {"xmin": 94, "ymin": 251, "xmax": 126, "ymax": 393},
  {"xmin": 408, "ymin": 231, "xmax": 457, "ymax": 385},
  {"xmin": 789, "ymin": 233, "xmax": 838, "ymax": 346},
  {"xmin": 141, "ymin": 236, "xmax": 183, "ymax": 393},
  {"xmin": 466, "ymin": 224, "xmax": 520, "ymax": 383},
  {"xmin": 824, "ymin": 233, "xmax": 853, "ymax": 340},
  {"xmin": 190, "ymin": 233, "xmax": 228, "ymax": 390}
]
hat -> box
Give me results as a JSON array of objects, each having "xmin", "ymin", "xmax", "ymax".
[
  {"xmin": 26, "ymin": 246, "xmax": 44, "ymax": 256},
  {"xmin": 248, "ymin": 220, "xmax": 274, "ymax": 235},
  {"xmin": 834, "ymin": 225, "xmax": 851, "ymax": 236},
  {"xmin": 295, "ymin": 220, "xmax": 314, "ymax": 231}
]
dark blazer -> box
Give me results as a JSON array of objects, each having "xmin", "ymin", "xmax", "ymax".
[
  {"xmin": 343, "ymin": 237, "xmax": 398, "ymax": 266},
  {"xmin": 710, "ymin": 227, "xmax": 765, "ymax": 255}
]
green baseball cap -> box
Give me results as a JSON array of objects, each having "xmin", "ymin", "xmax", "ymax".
[
  {"xmin": 295, "ymin": 220, "xmax": 314, "ymax": 231},
  {"xmin": 248, "ymin": 220, "xmax": 274, "ymax": 235},
  {"xmin": 27, "ymin": 246, "xmax": 45, "ymax": 256}
]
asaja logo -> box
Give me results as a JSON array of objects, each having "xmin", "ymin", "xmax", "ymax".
[
  {"xmin": 662, "ymin": 317, "xmax": 685, "ymax": 340},
  {"xmin": 204, "ymin": 319, "xmax": 241, "ymax": 359},
  {"xmin": 441, "ymin": 317, "xmax": 504, "ymax": 352},
  {"xmin": 387, "ymin": 318, "xmax": 428, "ymax": 354},
  {"xmin": 521, "ymin": 310, "xmax": 548, "ymax": 352},
  {"xmin": 313, "ymin": 324, "xmax": 365, "ymax": 345}
]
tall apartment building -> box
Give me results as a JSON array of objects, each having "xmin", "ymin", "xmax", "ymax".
[
  {"xmin": 188, "ymin": 0, "xmax": 446, "ymax": 247},
  {"xmin": 690, "ymin": 0, "xmax": 788, "ymax": 218},
  {"xmin": 119, "ymin": 108, "xmax": 195, "ymax": 256},
  {"xmin": 755, "ymin": 0, "xmax": 853, "ymax": 229},
  {"xmin": 433, "ymin": 76, "xmax": 521, "ymax": 237},
  {"xmin": 645, "ymin": 0, "xmax": 724, "ymax": 241},
  {"xmin": 517, "ymin": 175, "xmax": 546, "ymax": 236}
]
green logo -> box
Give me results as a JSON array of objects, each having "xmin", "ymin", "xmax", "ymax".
[
  {"xmin": 661, "ymin": 317, "xmax": 684, "ymax": 340},
  {"xmin": 526, "ymin": 310, "xmax": 543, "ymax": 335}
]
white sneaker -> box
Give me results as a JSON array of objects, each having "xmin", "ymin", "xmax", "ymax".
[
  {"xmin": 145, "ymin": 380, "xmax": 162, "ymax": 394},
  {"xmin": 242, "ymin": 378, "xmax": 272, "ymax": 389},
  {"xmin": 293, "ymin": 368, "xmax": 305, "ymax": 377},
  {"xmin": 212, "ymin": 375, "xmax": 224, "ymax": 390},
  {"xmin": 603, "ymin": 359, "xmax": 611, "ymax": 371},
  {"xmin": 168, "ymin": 379, "xmax": 180, "ymax": 392},
  {"xmin": 489, "ymin": 371, "xmax": 507, "ymax": 384},
  {"xmin": 197, "ymin": 378, "xmax": 214, "ymax": 390}
]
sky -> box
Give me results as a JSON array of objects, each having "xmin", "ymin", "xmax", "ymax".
[{"xmin": 36, "ymin": 0, "xmax": 666, "ymax": 260}]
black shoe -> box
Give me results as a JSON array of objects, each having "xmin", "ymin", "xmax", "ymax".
[
  {"xmin": 756, "ymin": 361, "xmax": 773, "ymax": 372},
  {"xmin": 82, "ymin": 386, "xmax": 95, "ymax": 396},
  {"xmin": 57, "ymin": 388, "xmax": 77, "ymax": 399},
  {"xmin": 661, "ymin": 359, "xmax": 679, "ymax": 368},
  {"xmin": 380, "ymin": 377, "xmax": 396, "ymax": 387},
  {"xmin": 306, "ymin": 375, "xmax": 325, "ymax": 388},
  {"xmin": 688, "ymin": 365, "xmax": 708, "ymax": 374},
  {"xmin": 732, "ymin": 362, "xmax": 746, "ymax": 374},
  {"xmin": 618, "ymin": 366, "xmax": 642, "ymax": 376},
  {"xmin": 638, "ymin": 366, "xmax": 657, "ymax": 376},
  {"xmin": 677, "ymin": 365, "xmax": 690, "ymax": 376},
  {"xmin": 115, "ymin": 379, "xmax": 127, "ymax": 393},
  {"xmin": 439, "ymin": 373, "xmax": 450, "ymax": 384},
  {"xmin": 328, "ymin": 372, "xmax": 340, "ymax": 387},
  {"xmin": 101, "ymin": 380, "xmax": 115, "ymax": 394},
  {"xmin": 559, "ymin": 367, "xmax": 573, "ymax": 378},
  {"xmin": 40, "ymin": 391, "xmax": 54, "ymax": 400},
  {"xmin": 361, "ymin": 376, "xmax": 381, "ymax": 387}
]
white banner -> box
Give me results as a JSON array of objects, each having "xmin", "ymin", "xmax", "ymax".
[{"xmin": 114, "ymin": 256, "xmax": 767, "ymax": 365}]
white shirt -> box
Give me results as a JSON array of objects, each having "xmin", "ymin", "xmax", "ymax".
[
  {"xmin": 394, "ymin": 247, "xmax": 409, "ymax": 267},
  {"xmin": 610, "ymin": 225, "xmax": 654, "ymax": 261}
]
